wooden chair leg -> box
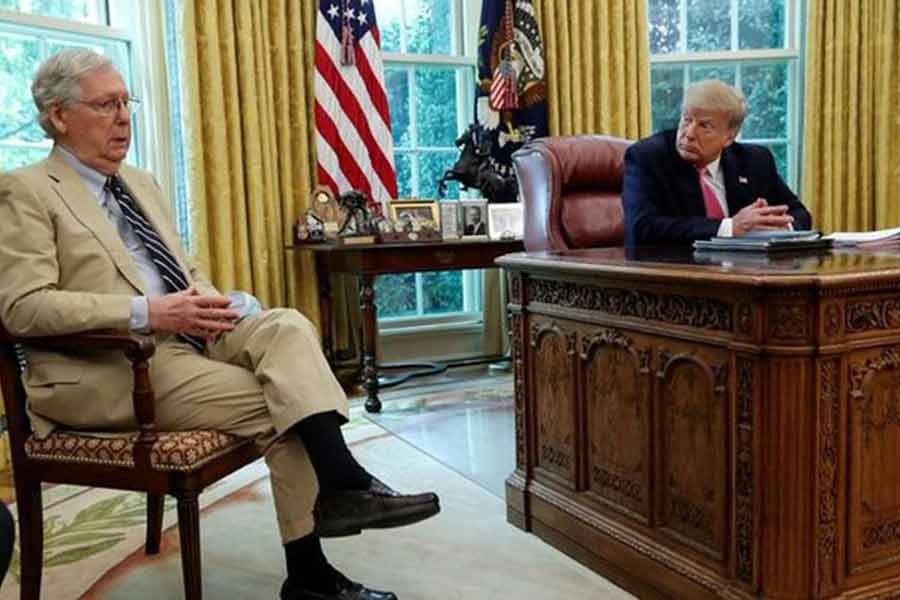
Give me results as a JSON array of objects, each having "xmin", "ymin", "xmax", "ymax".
[
  {"xmin": 177, "ymin": 492, "xmax": 202, "ymax": 600},
  {"xmin": 145, "ymin": 493, "xmax": 164, "ymax": 555},
  {"xmin": 15, "ymin": 477, "xmax": 42, "ymax": 600}
]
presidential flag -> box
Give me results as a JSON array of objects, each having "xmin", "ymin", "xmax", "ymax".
[
  {"xmin": 315, "ymin": 0, "xmax": 398, "ymax": 209},
  {"xmin": 477, "ymin": 0, "xmax": 548, "ymax": 180}
]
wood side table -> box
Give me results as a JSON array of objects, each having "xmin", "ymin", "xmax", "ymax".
[{"xmin": 293, "ymin": 239, "xmax": 523, "ymax": 412}]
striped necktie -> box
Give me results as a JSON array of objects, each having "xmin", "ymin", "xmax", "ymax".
[
  {"xmin": 697, "ymin": 166, "xmax": 725, "ymax": 219},
  {"xmin": 105, "ymin": 175, "xmax": 205, "ymax": 353}
]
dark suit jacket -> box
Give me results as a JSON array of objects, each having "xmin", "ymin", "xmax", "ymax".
[
  {"xmin": 465, "ymin": 221, "xmax": 485, "ymax": 235},
  {"xmin": 623, "ymin": 129, "xmax": 812, "ymax": 245}
]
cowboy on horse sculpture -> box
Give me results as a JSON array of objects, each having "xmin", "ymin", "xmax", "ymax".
[{"xmin": 437, "ymin": 123, "xmax": 519, "ymax": 203}]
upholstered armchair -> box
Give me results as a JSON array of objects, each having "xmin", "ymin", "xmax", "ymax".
[
  {"xmin": 0, "ymin": 324, "xmax": 261, "ymax": 600},
  {"xmin": 512, "ymin": 135, "xmax": 633, "ymax": 251}
]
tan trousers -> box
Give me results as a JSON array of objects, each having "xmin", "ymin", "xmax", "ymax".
[{"xmin": 149, "ymin": 308, "xmax": 348, "ymax": 543}]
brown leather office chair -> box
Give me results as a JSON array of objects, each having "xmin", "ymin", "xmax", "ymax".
[
  {"xmin": 0, "ymin": 324, "xmax": 261, "ymax": 600},
  {"xmin": 512, "ymin": 135, "xmax": 633, "ymax": 251}
]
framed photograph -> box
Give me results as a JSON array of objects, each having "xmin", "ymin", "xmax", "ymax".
[
  {"xmin": 439, "ymin": 201, "xmax": 461, "ymax": 240},
  {"xmin": 460, "ymin": 199, "xmax": 488, "ymax": 239},
  {"xmin": 487, "ymin": 203, "xmax": 524, "ymax": 241},
  {"xmin": 388, "ymin": 200, "xmax": 440, "ymax": 231},
  {"xmin": 310, "ymin": 185, "xmax": 341, "ymax": 236}
]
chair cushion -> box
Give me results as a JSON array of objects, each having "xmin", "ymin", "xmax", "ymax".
[{"xmin": 25, "ymin": 429, "xmax": 250, "ymax": 472}]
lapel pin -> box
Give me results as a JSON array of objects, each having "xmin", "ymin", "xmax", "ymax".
[{"xmin": 738, "ymin": 176, "xmax": 749, "ymax": 184}]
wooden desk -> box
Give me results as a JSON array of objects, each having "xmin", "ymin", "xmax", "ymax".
[
  {"xmin": 300, "ymin": 239, "xmax": 523, "ymax": 412},
  {"xmin": 498, "ymin": 247, "xmax": 900, "ymax": 599}
]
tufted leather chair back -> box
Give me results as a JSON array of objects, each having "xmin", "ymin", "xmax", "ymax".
[{"xmin": 512, "ymin": 135, "xmax": 633, "ymax": 251}]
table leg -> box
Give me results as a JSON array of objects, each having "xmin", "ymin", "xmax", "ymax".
[
  {"xmin": 316, "ymin": 256, "xmax": 334, "ymax": 364},
  {"xmin": 359, "ymin": 274, "xmax": 381, "ymax": 413}
]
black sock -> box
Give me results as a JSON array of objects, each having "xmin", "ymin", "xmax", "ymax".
[
  {"xmin": 293, "ymin": 410, "xmax": 372, "ymax": 492},
  {"xmin": 284, "ymin": 534, "xmax": 337, "ymax": 593}
]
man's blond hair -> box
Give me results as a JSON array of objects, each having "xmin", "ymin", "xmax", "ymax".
[{"xmin": 682, "ymin": 79, "xmax": 747, "ymax": 132}]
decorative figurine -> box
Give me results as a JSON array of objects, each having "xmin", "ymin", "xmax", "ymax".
[{"xmin": 336, "ymin": 190, "xmax": 377, "ymax": 244}]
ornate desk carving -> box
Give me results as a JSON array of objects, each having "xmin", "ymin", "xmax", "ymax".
[{"xmin": 499, "ymin": 247, "xmax": 900, "ymax": 599}]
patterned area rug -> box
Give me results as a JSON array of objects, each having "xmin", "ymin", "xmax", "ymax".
[
  {"xmin": 0, "ymin": 411, "xmax": 375, "ymax": 600},
  {"xmin": 0, "ymin": 382, "xmax": 632, "ymax": 599}
]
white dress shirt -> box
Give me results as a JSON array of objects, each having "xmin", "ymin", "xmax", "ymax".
[
  {"xmin": 58, "ymin": 146, "xmax": 164, "ymax": 331},
  {"xmin": 57, "ymin": 146, "xmax": 262, "ymax": 331},
  {"xmin": 698, "ymin": 156, "xmax": 733, "ymax": 237}
]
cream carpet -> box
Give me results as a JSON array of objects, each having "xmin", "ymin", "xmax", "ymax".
[{"xmin": 1, "ymin": 404, "xmax": 633, "ymax": 599}]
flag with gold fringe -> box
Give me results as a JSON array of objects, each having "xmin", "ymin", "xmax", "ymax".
[{"xmin": 476, "ymin": 0, "xmax": 548, "ymax": 183}]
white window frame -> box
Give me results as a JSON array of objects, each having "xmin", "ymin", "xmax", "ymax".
[
  {"xmin": 377, "ymin": 0, "xmax": 485, "ymax": 333},
  {"xmin": 649, "ymin": 0, "xmax": 803, "ymax": 187}
]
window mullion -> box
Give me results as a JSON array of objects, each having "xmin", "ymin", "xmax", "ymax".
[
  {"xmin": 0, "ymin": 7, "xmax": 131, "ymax": 40},
  {"xmin": 398, "ymin": 0, "xmax": 408, "ymax": 53},
  {"xmin": 415, "ymin": 273, "xmax": 425, "ymax": 316},
  {"xmin": 406, "ymin": 65, "xmax": 419, "ymax": 194},
  {"xmin": 678, "ymin": 0, "xmax": 687, "ymax": 53},
  {"xmin": 730, "ymin": 0, "xmax": 739, "ymax": 51}
]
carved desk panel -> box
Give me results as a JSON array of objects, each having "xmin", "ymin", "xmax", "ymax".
[{"xmin": 499, "ymin": 247, "xmax": 900, "ymax": 600}]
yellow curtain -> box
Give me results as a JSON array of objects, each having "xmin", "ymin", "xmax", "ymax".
[
  {"xmin": 534, "ymin": 0, "xmax": 652, "ymax": 138},
  {"xmin": 183, "ymin": 0, "xmax": 320, "ymax": 324},
  {"xmin": 803, "ymin": 0, "xmax": 900, "ymax": 232}
]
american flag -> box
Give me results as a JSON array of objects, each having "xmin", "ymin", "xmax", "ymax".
[
  {"xmin": 315, "ymin": 0, "xmax": 398, "ymax": 208},
  {"xmin": 489, "ymin": 56, "xmax": 518, "ymax": 111},
  {"xmin": 488, "ymin": 0, "xmax": 518, "ymax": 111}
]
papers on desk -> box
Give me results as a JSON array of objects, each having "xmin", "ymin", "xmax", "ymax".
[
  {"xmin": 822, "ymin": 226, "xmax": 900, "ymax": 247},
  {"xmin": 693, "ymin": 230, "xmax": 832, "ymax": 252}
]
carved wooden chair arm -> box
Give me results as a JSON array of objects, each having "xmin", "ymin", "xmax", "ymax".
[
  {"xmin": 0, "ymin": 327, "xmax": 155, "ymax": 359},
  {"xmin": 0, "ymin": 325, "xmax": 159, "ymax": 469}
]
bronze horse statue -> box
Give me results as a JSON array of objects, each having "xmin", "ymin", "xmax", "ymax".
[{"xmin": 437, "ymin": 124, "xmax": 518, "ymax": 203}]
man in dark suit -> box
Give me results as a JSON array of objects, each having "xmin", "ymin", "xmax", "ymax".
[
  {"xmin": 464, "ymin": 205, "xmax": 486, "ymax": 235},
  {"xmin": 623, "ymin": 79, "xmax": 811, "ymax": 246}
]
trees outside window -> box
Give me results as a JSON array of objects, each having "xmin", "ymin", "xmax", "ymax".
[
  {"xmin": 374, "ymin": 0, "xmax": 482, "ymax": 322},
  {"xmin": 648, "ymin": 0, "xmax": 802, "ymax": 186}
]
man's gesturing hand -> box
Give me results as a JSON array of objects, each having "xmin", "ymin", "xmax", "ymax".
[
  {"xmin": 732, "ymin": 198, "xmax": 794, "ymax": 237},
  {"xmin": 148, "ymin": 288, "xmax": 239, "ymax": 340}
]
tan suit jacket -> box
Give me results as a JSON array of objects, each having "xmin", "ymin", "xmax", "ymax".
[{"xmin": 0, "ymin": 147, "xmax": 219, "ymax": 436}]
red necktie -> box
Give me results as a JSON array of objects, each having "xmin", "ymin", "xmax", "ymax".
[{"xmin": 697, "ymin": 167, "xmax": 725, "ymax": 219}]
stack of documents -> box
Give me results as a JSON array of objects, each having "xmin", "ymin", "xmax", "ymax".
[
  {"xmin": 823, "ymin": 226, "xmax": 900, "ymax": 247},
  {"xmin": 694, "ymin": 230, "xmax": 832, "ymax": 252}
]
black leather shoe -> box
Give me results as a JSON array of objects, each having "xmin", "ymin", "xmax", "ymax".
[
  {"xmin": 315, "ymin": 477, "xmax": 440, "ymax": 538},
  {"xmin": 281, "ymin": 572, "xmax": 398, "ymax": 600}
]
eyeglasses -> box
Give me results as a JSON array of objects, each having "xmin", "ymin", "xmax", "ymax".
[{"xmin": 74, "ymin": 96, "xmax": 141, "ymax": 117}]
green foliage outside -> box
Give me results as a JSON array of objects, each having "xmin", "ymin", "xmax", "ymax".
[
  {"xmin": 377, "ymin": 0, "xmax": 470, "ymax": 318},
  {"xmin": 648, "ymin": 0, "xmax": 792, "ymax": 182}
]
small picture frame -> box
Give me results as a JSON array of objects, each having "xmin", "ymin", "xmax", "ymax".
[
  {"xmin": 439, "ymin": 201, "xmax": 462, "ymax": 240},
  {"xmin": 487, "ymin": 203, "xmax": 524, "ymax": 241},
  {"xmin": 388, "ymin": 200, "xmax": 440, "ymax": 232},
  {"xmin": 310, "ymin": 185, "xmax": 341, "ymax": 236},
  {"xmin": 460, "ymin": 199, "xmax": 489, "ymax": 239}
]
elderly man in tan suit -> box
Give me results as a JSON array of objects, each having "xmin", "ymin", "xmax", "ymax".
[{"xmin": 0, "ymin": 49, "xmax": 439, "ymax": 600}]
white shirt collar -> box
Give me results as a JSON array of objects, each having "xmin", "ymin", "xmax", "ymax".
[
  {"xmin": 702, "ymin": 155, "xmax": 722, "ymax": 179},
  {"xmin": 56, "ymin": 144, "xmax": 111, "ymax": 200}
]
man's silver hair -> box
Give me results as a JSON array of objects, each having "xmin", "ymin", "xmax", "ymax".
[
  {"xmin": 32, "ymin": 49, "xmax": 114, "ymax": 137},
  {"xmin": 682, "ymin": 79, "xmax": 747, "ymax": 132}
]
